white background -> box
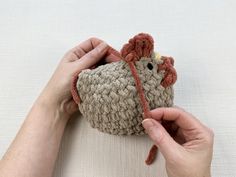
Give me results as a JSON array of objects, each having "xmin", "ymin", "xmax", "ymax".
[{"xmin": 0, "ymin": 0, "xmax": 236, "ymax": 177}]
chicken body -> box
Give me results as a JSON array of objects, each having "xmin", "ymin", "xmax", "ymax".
[{"xmin": 76, "ymin": 52, "xmax": 174, "ymax": 135}]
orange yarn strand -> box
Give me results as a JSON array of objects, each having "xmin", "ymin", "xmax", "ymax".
[{"xmin": 127, "ymin": 61, "xmax": 157, "ymax": 165}]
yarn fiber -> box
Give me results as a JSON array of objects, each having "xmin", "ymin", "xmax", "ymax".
[{"xmin": 76, "ymin": 53, "xmax": 174, "ymax": 135}]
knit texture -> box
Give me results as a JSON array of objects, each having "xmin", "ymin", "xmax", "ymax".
[{"xmin": 76, "ymin": 52, "xmax": 174, "ymax": 135}]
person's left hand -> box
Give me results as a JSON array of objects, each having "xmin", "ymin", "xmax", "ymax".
[{"xmin": 37, "ymin": 38, "xmax": 120, "ymax": 119}]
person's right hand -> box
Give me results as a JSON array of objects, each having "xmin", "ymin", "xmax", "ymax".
[{"xmin": 142, "ymin": 107, "xmax": 214, "ymax": 177}]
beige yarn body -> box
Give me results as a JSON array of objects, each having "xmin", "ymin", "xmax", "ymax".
[{"xmin": 76, "ymin": 52, "xmax": 174, "ymax": 135}]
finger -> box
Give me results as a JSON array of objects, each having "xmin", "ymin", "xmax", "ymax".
[
  {"xmin": 150, "ymin": 107, "xmax": 203, "ymax": 130},
  {"xmin": 173, "ymin": 105, "xmax": 186, "ymax": 111},
  {"xmin": 72, "ymin": 37, "xmax": 103, "ymax": 53},
  {"xmin": 68, "ymin": 37, "xmax": 104, "ymax": 60},
  {"xmin": 105, "ymin": 53, "xmax": 121, "ymax": 63},
  {"xmin": 74, "ymin": 42, "xmax": 109, "ymax": 70},
  {"xmin": 71, "ymin": 47, "xmax": 86, "ymax": 59},
  {"xmin": 142, "ymin": 119, "xmax": 182, "ymax": 161},
  {"xmin": 105, "ymin": 47, "xmax": 122, "ymax": 63}
]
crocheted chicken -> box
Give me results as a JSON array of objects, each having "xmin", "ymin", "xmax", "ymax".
[{"xmin": 71, "ymin": 33, "xmax": 177, "ymax": 164}]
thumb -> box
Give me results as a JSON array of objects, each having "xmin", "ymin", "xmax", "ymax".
[{"xmin": 142, "ymin": 119, "xmax": 181, "ymax": 161}]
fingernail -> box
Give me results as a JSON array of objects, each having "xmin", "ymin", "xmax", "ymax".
[
  {"xmin": 142, "ymin": 119, "xmax": 155, "ymax": 129},
  {"xmin": 143, "ymin": 119, "xmax": 162, "ymax": 141},
  {"xmin": 97, "ymin": 42, "xmax": 108, "ymax": 53}
]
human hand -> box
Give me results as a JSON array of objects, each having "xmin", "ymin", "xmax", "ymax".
[
  {"xmin": 37, "ymin": 38, "xmax": 120, "ymax": 119},
  {"xmin": 142, "ymin": 107, "xmax": 214, "ymax": 177}
]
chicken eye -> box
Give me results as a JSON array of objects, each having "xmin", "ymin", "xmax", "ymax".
[{"xmin": 147, "ymin": 63, "xmax": 153, "ymax": 70}]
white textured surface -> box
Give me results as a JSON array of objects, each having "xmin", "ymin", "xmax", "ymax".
[{"xmin": 0, "ymin": 0, "xmax": 236, "ymax": 177}]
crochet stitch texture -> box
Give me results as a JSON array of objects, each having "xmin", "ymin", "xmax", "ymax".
[
  {"xmin": 77, "ymin": 54, "xmax": 174, "ymax": 135},
  {"xmin": 72, "ymin": 33, "xmax": 177, "ymax": 136}
]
